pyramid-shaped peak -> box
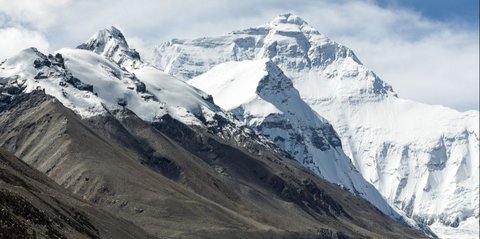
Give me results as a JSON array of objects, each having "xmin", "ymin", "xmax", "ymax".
[
  {"xmin": 101, "ymin": 26, "xmax": 126, "ymax": 40},
  {"xmin": 77, "ymin": 26, "xmax": 142, "ymax": 69},
  {"xmin": 269, "ymin": 13, "xmax": 308, "ymax": 26},
  {"xmin": 83, "ymin": 26, "xmax": 128, "ymax": 47}
]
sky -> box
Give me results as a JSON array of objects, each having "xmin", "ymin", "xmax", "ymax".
[{"xmin": 0, "ymin": 0, "xmax": 478, "ymax": 111}]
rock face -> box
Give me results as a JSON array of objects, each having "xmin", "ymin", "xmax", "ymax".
[
  {"xmin": 0, "ymin": 27, "xmax": 429, "ymax": 238},
  {"xmin": 0, "ymin": 147, "xmax": 153, "ymax": 239},
  {"xmin": 152, "ymin": 13, "xmax": 479, "ymax": 238}
]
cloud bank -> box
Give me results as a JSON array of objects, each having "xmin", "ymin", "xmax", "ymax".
[
  {"xmin": 0, "ymin": 27, "xmax": 50, "ymax": 59},
  {"xmin": 0, "ymin": 0, "xmax": 478, "ymax": 111}
]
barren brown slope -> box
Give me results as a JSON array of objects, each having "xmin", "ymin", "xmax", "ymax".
[
  {"xmin": 0, "ymin": 91, "xmax": 428, "ymax": 239},
  {"xmin": 0, "ymin": 147, "xmax": 153, "ymax": 239}
]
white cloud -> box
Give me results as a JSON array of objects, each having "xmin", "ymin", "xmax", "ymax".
[
  {"xmin": 345, "ymin": 30, "xmax": 479, "ymax": 111},
  {"xmin": 0, "ymin": 0, "xmax": 68, "ymax": 59},
  {"xmin": 0, "ymin": 27, "xmax": 50, "ymax": 60},
  {"xmin": 0, "ymin": 0, "xmax": 70, "ymax": 30},
  {"xmin": 0, "ymin": 0, "xmax": 477, "ymax": 110}
]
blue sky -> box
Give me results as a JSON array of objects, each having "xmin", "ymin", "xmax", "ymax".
[
  {"xmin": 377, "ymin": 0, "xmax": 479, "ymax": 25},
  {"xmin": 0, "ymin": 0, "xmax": 478, "ymax": 111}
]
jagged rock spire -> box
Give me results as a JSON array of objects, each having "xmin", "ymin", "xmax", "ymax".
[{"xmin": 77, "ymin": 26, "xmax": 142, "ymax": 70}]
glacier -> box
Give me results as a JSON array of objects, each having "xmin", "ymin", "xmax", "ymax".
[{"xmin": 151, "ymin": 13, "xmax": 479, "ymax": 238}]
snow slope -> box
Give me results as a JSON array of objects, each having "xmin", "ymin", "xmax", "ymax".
[
  {"xmin": 0, "ymin": 47, "xmax": 216, "ymax": 128},
  {"xmin": 152, "ymin": 13, "xmax": 479, "ymax": 238},
  {"xmin": 0, "ymin": 26, "xmax": 260, "ymax": 140},
  {"xmin": 190, "ymin": 59, "xmax": 405, "ymax": 221}
]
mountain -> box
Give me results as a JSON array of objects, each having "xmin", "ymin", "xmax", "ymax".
[
  {"xmin": 190, "ymin": 59, "xmax": 403, "ymax": 221},
  {"xmin": 152, "ymin": 13, "xmax": 479, "ymax": 238},
  {"xmin": 0, "ymin": 147, "xmax": 153, "ymax": 239},
  {"xmin": 0, "ymin": 27, "xmax": 428, "ymax": 238},
  {"xmin": 77, "ymin": 26, "xmax": 143, "ymax": 71},
  {"xmin": 0, "ymin": 46, "xmax": 214, "ymax": 126}
]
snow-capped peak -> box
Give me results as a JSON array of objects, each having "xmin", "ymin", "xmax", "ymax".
[
  {"xmin": 261, "ymin": 13, "xmax": 321, "ymax": 36},
  {"xmin": 268, "ymin": 13, "xmax": 308, "ymax": 26},
  {"xmin": 78, "ymin": 26, "xmax": 131, "ymax": 55},
  {"xmin": 77, "ymin": 26, "xmax": 142, "ymax": 70},
  {"xmin": 152, "ymin": 14, "xmax": 394, "ymax": 101}
]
